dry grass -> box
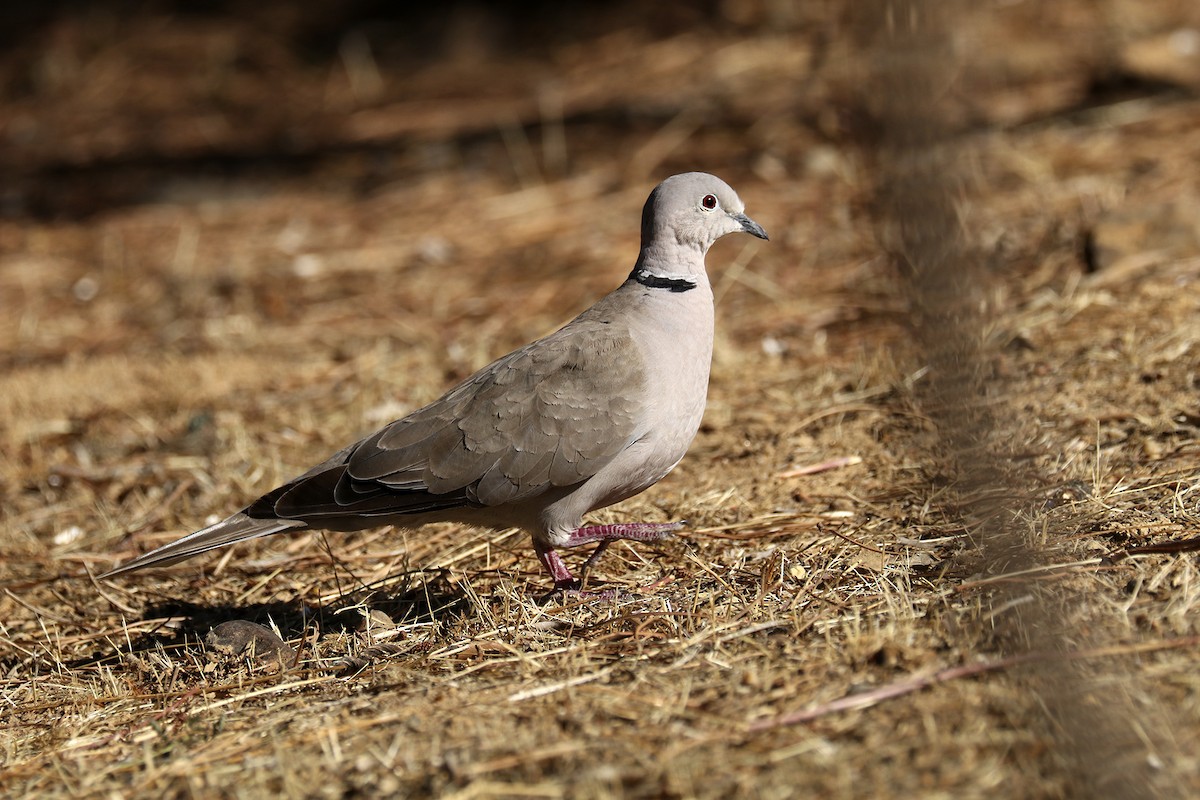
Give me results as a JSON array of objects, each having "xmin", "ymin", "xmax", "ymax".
[{"xmin": 4, "ymin": 1, "xmax": 1200, "ymax": 797}]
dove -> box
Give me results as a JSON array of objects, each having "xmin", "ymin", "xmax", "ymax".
[{"xmin": 102, "ymin": 172, "xmax": 768, "ymax": 592}]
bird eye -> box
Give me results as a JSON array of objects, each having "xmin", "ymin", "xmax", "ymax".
[{"xmin": 701, "ymin": 194, "xmax": 718, "ymax": 210}]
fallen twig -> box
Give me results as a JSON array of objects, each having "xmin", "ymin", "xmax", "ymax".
[{"xmin": 777, "ymin": 455, "xmax": 863, "ymax": 478}]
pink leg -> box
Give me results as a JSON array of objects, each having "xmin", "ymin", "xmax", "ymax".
[
  {"xmin": 535, "ymin": 543, "xmax": 580, "ymax": 591},
  {"xmin": 536, "ymin": 521, "xmax": 684, "ymax": 594}
]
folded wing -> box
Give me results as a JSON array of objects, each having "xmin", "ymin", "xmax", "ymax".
[{"xmin": 256, "ymin": 318, "xmax": 647, "ymax": 522}]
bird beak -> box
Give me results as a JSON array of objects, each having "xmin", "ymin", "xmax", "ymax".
[{"xmin": 732, "ymin": 211, "xmax": 768, "ymax": 240}]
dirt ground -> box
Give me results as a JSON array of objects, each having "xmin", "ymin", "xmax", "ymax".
[{"xmin": 3, "ymin": 1, "xmax": 1200, "ymax": 797}]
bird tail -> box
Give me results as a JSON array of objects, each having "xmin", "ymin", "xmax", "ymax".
[{"xmin": 100, "ymin": 513, "xmax": 305, "ymax": 577}]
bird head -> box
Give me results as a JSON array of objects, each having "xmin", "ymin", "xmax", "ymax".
[{"xmin": 640, "ymin": 172, "xmax": 768, "ymax": 258}]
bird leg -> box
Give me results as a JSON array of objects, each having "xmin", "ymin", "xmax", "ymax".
[
  {"xmin": 536, "ymin": 522, "xmax": 684, "ymax": 593},
  {"xmin": 535, "ymin": 544, "xmax": 580, "ymax": 591}
]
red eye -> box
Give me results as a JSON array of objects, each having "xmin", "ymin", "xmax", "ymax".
[{"xmin": 701, "ymin": 194, "xmax": 718, "ymax": 210}]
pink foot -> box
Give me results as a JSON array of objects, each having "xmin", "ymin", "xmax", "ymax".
[
  {"xmin": 559, "ymin": 521, "xmax": 686, "ymax": 548},
  {"xmin": 535, "ymin": 521, "xmax": 684, "ymax": 595},
  {"xmin": 535, "ymin": 545, "xmax": 580, "ymax": 591}
]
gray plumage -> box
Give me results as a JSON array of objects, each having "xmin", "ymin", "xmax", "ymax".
[{"xmin": 102, "ymin": 172, "xmax": 768, "ymax": 590}]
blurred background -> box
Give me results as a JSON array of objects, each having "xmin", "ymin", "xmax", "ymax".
[{"xmin": 2, "ymin": 0, "xmax": 1198, "ymax": 366}]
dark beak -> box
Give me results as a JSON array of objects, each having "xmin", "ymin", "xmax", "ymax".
[{"xmin": 732, "ymin": 211, "xmax": 768, "ymax": 240}]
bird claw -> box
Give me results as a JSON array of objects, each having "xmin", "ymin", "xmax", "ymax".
[
  {"xmin": 534, "ymin": 520, "xmax": 684, "ymax": 598},
  {"xmin": 539, "ymin": 583, "xmax": 621, "ymax": 604}
]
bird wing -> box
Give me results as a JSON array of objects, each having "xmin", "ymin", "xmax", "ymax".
[{"xmin": 260, "ymin": 316, "xmax": 647, "ymax": 521}]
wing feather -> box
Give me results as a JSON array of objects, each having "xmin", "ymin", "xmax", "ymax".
[{"xmin": 260, "ymin": 317, "xmax": 647, "ymax": 521}]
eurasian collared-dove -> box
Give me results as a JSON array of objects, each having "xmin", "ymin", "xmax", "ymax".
[{"xmin": 102, "ymin": 172, "xmax": 768, "ymax": 591}]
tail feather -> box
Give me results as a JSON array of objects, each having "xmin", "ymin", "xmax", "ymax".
[{"xmin": 100, "ymin": 513, "xmax": 305, "ymax": 578}]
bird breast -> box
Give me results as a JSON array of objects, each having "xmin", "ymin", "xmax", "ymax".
[{"xmin": 586, "ymin": 286, "xmax": 714, "ymax": 507}]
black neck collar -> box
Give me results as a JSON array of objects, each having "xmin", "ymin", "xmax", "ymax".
[{"xmin": 631, "ymin": 268, "xmax": 696, "ymax": 293}]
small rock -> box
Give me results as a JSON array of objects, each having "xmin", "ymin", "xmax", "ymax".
[
  {"xmin": 206, "ymin": 620, "xmax": 295, "ymax": 671},
  {"xmin": 72, "ymin": 275, "xmax": 100, "ymax": 302}
]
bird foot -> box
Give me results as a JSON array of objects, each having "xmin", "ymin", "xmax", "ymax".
[
  {"xmin": 533, "ymin": 551, "xmax": 616, "ymax": 603},
  {"xmin": 559, "ymin": 521, "xmax": 686, "ymax": 549},
  {"xmin": 538, "ymin": 585, "xmax": 621, "ymax": 604},
  {"xmin": 535, "ymin": 521, "xmax": 684, "ymax": 598},
  {"xmin": 536, "ymin": 547, "xmax": 597, "ymax": 596}
]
